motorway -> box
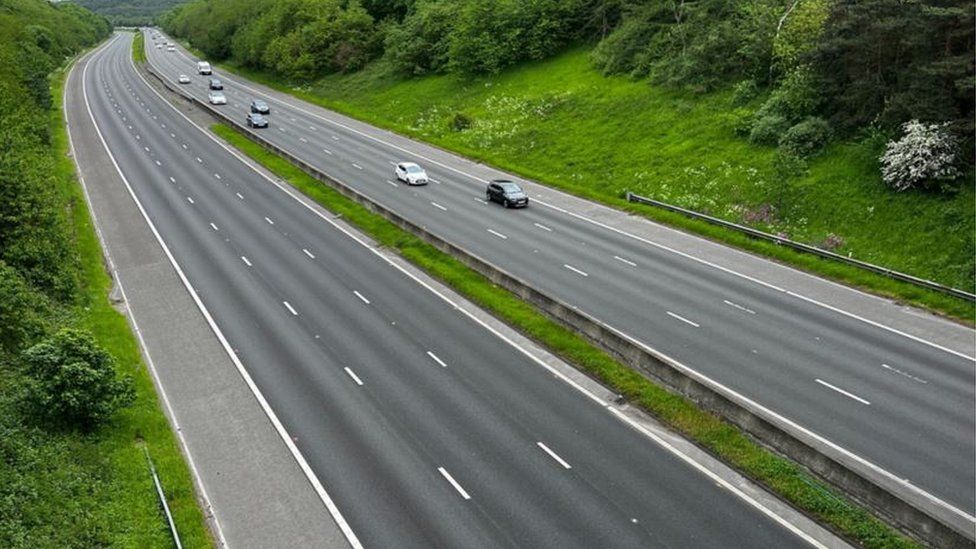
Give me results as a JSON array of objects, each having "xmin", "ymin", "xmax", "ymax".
[
  {"xmin": 143, "ymin": 30, "xmax": 976, "ymax": 520},
  {"xmin": 76, "ymin": 33, "xmax": 821, "ymax": 547}
]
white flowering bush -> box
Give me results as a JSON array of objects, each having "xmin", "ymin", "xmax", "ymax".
[{"xmin": 880, "ymin": 120, "xmax": 961, "ymax": 191}]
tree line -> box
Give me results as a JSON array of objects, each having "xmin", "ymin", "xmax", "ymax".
[{"xmin": 162, "ymin": 0, "xmax": 972, "ymax": 186}]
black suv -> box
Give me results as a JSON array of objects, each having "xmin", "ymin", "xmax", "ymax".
[
  {"xmin": 246, "ymin": 113, "xmax": 268, "ymax": 128},
  {"xmin": 208, "ymin": 78, "xmax": 223, "ymax": 90},
  {"xmin": 486, "ymin": 180, "xmax": 528, "ymax": 208},
  {"xmin": 250, "ymin": 99, "xmax": 270, "ymax": 114}
]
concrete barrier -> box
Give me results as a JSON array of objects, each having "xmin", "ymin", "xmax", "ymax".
[{"xmin": 142, "ymin": 60, "xmax": 974, "ymax": 548}]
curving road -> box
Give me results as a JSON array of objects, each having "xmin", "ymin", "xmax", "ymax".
[
  {"xmin": 73, "ymin": 32, "xmax": 827, "ymax": 548},
  {"xmin": 144, "ymin": 29, "xmax": 976, "ymax": 524}
]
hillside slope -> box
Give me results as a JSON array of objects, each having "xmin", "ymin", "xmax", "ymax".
[{"xmin": 286, "ymin": 48, "xmax": 974, "ymax": 291}]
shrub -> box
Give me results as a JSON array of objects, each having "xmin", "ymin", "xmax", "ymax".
[
  {"xmin": 779, "ymin": 116, "xmax": 831, "ymax": 157},
  {"xmin": 880, "ymin": 120, "xmax": 961, "ymax": 191},
  {"xmin": 748, "ymin": 113, "xmax": 790, "ymax": 145},
  {"xmin": 0, "ymin": 261, "xmax": 49, "ymax": 355},
  {"xmin": 731, "ymin": 79, "xmax": 760, "ymax": 106},
  {"xmin": 450, "ymin": 112, "xmax": 472, "ymax": 131},
  {"xmin": 21, "ymin": 329, "xmax": 134, "ymax": 430}
]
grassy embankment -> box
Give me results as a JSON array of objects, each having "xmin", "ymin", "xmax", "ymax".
[
  {"xmin": 0, "ymin": 38, "xmax": 211, "ymax": 548},
  {"xmin": 213, "ymin": 121, "xmax": 917, "ymax": 548},
  {"xmin": 215, "ymin": 48, "xmax": 974, "ymax": 321},
  {"xmin": 132, "ymin": 30, "xmax": 146, "ymax": 63}
]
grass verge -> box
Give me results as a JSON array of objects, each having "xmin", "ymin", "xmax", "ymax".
[
  {"xmin": 207, "ymin": 52, "xmax": 974, "ymax": 323},
  {"xmin": 212, "ymin": 121, "xmax": 917, "ymax": 548},
  {"xmin": 47, "ymin": 45, "xmax": 210, "ymax": 547},
  {"xmin": 132, "ymin": 30, "xmax": 145, "ymax": 64}
]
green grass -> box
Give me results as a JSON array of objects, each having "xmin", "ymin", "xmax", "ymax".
[
  {"xmin": 132, "ymin": 30, "xmax": 145, "ymax": 63},
  {"xmin": 212, "ymin": 48, "xmax": 974, "ymax": 321},
  {"xmin": 213, "ymin": 121, "xmax": 918, "ymax": 548},
  {"xmin": 8, "ymin": 46, "xmax": 212, "ymax": 548}
]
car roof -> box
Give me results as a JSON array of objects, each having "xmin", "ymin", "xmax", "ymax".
[{"xmin": 401, "ymin": 162, "xmax": 420, "ymax": 169}]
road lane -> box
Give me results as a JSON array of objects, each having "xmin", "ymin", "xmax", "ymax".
[
  {"xmin": 86, "ymin": 33, "xmax": 818, "ymax": 548},
  {"xmin": 145, "ymin": 32, "xmax": 976, "ymax": 518}
]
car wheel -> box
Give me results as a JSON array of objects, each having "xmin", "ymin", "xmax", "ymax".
[
  {"xmin": 503, "ymin": 198, "xmax": 510, "ymax": 208},
  {"xmin": 486, "ymin": 192, "xmax": 492, "ymax": 203}
]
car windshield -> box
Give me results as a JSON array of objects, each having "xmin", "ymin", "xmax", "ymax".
[
  {"xmin": 499, "ymin": 182, "xmax": 522, "ymax": 193},
  {"xmin": 212, "ymin": 92, "xmax": 224, "ymax": 98},
  {"xmin": 251, "ymin": 114, "xmax": 264, "ymax": 121},
  {"xmin": 406, "ymin": 165, "xmax": 423, "ymax": 173},
  {"xmin": 254, "ymin": 101, "xmax": 266, "ymax": 108}
]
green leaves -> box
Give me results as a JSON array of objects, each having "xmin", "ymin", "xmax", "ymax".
[{"xmin": 21, "ymin": 329, "xmax": 135, "ymax": 431}]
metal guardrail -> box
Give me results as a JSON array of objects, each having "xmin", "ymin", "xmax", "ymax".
[
  {"xmin": 626, "ymin": 191, "xmax": 976, "ymax": 302},
  {"xmin": 145, "ymin": 446, "xmax": 183, "ymax": 549}
]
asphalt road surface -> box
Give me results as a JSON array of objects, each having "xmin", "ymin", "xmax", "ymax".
[
  {"xmin": 144, "ymin": 30, "xmax": 976, "ymax": 522},
  {"xmin": 78, "ymin": 33, "xmax": 826, "ymax": 548}
]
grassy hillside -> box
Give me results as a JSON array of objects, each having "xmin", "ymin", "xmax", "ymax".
[
  {"xmin": 276, "ymin": 47, "xmax": 973, "ymax": 295},
  {"xmin": 0, "ymin": 1, "xmax": 210, "ymax": 544}
]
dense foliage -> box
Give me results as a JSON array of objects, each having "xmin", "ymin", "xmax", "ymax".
[
  {"xmin": 22, "ymin": 329, "xmax": 135, "ymax": 430},
  {"xmin": 74, "ymin": 0, "xmax": 188, "ymax": 26},
  {"xmin": 0, "ymin": 1, "xmax": 165, "ymax": 546},
  {"xmin": 163, "ymin": 0, "xmax": 973, "ymax": 165}
]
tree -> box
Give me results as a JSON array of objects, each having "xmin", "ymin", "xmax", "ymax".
[
  {"xmin": 880, "ymin": 120, "xmax": 961, "ymax": 192},
  {"xmin": 22, "ymin": 329, "xmax": 134, "ymax": 430}
]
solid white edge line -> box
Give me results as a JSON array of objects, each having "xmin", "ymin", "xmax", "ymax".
[
  {"xmin": 353, "ymin": 290, "xmax": 370, "ymax": 304},
  {"xmin": 437, "ymin": 467, "xmax": 471, "ymax": 500},
  {"xmin": 149, "ymin": 40, "xmax": 965, "ymax": 530},
  {"xmin": 343, "ymin": 367, "xmax": 364, "ymax": 386},
  {"xmin": 426, "ymin": 351, "xmax": 447, "ymax": 368},
  {"xmin": 91, "ymin": 38, "xmax": 366, "ymax": 549},
  {"xmin": 69, "ymin": 34, "xmax": 234, "ymax": 546},
  {"xmin": 666, "ymin": 311, "xmax": 700, "ymax": 328},
  {"xmin": 178, "ymin": 45, "xmax": 973, "ymax": 364},
  {"xmin": 606, "ymin": 408, "xmax": 826, "ymax": 548},
  {"xmin": 815, "ymin": 379, "xmax": 871, "ymax": 406},
  {"xmin": 537, "ymin": 442, "xmax": 571, "ymax": 470}
]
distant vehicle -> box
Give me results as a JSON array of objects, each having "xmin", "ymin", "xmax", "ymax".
[
  {"xmin": 156, "ymin": 44, "xmax": 163, "ymax": 49},
  {"xmin": 486, "ymin": 179, "xmax": 528, "ymax": 208},
  {"xmin": 208, "ymin": 78, "xmax": 223, "ymax": 90},
  {"xmin": 167, "ymin": 45, "xmax": 175, "ymax": 52},
  {"xmin": 208, "ymin": 91, "xmax": 227, "ymax": 105},
  {"xmin": 246, "ymin": 113, "xmax": 268, "ymax": 128},
  {"xmin": 178, "ymin": 74, "xmax": 191, "ymax": 84},
  {"xmin": 394, "ymin": 162, "xmax": 429, "ymax": 186},
  {"xmin": 250, "ymin": 99, "xmax": 270, "ymax": 114},
  {"xmin": 197, "ymin": 61, "xmax": 212, "ymax": 75}
]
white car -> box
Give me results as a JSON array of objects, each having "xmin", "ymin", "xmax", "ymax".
[
  {"xmin": 394, "ymin": 162, "xmax": 429, "ymax": 185},
  {"xmin": 156, "ymin": 44, "xmax": 163, "ymax": 49},
  {"xmin": 178, "ymin": 74, "xmax": 191, "ymax": 84},
  {"xmin": 167, "ymin": 45, "xmax": 175, "ymax": 52},
  {"xmin": 208, "ymin": 91, "xmax": 227, "ymax": 105}
]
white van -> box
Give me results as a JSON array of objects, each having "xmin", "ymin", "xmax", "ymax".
[{"xmin": 197, "ymin": 61, "xmax": 212, "ymax": 75}]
